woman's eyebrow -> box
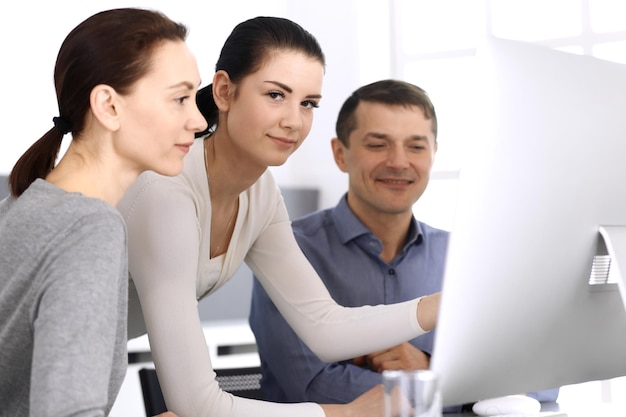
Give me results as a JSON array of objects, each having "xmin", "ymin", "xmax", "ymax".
[
  {"xmin": 264, "ymin": 80, "xmax": 322, "ymax": 99},
  {"xmin": 167, "ymin": 81, "xmax": 196, "ymax": 91}
]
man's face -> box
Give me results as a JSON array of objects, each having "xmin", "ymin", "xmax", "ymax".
[{"xmin": 332, "ymin": 101, "xmax": 437, "ymax": 221}]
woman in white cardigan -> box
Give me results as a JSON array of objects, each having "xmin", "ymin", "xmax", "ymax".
[{"xmin": 119, "ymin": 15, "xmax": 440, "ymax": 417}]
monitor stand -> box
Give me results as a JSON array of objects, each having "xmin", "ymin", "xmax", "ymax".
[{"xmin": 597, "ymin": 226, "xmax": 626, "ymax": 312}]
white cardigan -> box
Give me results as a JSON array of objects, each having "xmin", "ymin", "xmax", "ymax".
[{"xmin": 118, "ymin": 138, "xmax": 424, "ymax": 417}]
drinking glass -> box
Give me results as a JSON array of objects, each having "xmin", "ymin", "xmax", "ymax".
[{"xmin": 382, "ymin": 369, "xmax": 442, "ymax": 417}]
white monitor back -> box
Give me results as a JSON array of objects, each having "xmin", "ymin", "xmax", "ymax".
[{"xmin": 431, "ymin": 37, "xmax": 626, "ymax": 407}]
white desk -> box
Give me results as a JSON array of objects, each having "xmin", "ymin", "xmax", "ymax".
[
  {"xmin": 445, "ymin": 377, "xmax": 626, "ymax": 417},
  {"xmin": 110, "ymin": 321, "xmax": 626, "ymax": 417}
]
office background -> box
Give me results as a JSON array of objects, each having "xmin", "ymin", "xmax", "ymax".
[
  {"xmin": 3, "ymin": 0, "xmax": 626, "ymax": 226},
  {"xmin": 3, "ymin": 0, "xmax": 626, "ymax": 230},
  {"xmin": 3, "ymin": 0, "xmax": 626, "ymax": 318},
  {"xmin": 2, "ymin": 1, "xmax": 626, "ymax": 413}
]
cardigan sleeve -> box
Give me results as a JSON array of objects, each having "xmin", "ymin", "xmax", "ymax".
[
  {"xmin": 246, "ymin": 193, "xmax": 425, "ymax": 363},
  {"xmin": 120, "ymin": 173, "xmax": 324, "ymax": 417}
]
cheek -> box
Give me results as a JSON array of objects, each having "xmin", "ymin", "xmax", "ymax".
[
  {"xmin": 130, "ymin": 98, "xmax": 160, "ymax": 123},
  {"xmin": 230, "ymin": 102, "xmax": 263, "ymax": 133},
  {"xmin": 301, "ymin": 112, "xmax": 314, "ymax": 137},
  {"xmin": 346, "ymin": 158, "xmax": 373, "ymax": 179},
  {"xmin": 417, "ymin": 155, "xmax": 436, "ymax": 172}
]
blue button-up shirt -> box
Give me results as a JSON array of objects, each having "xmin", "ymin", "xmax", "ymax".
[{"xmin": 249, "ymin": 194, "xmax": 449, "ymax": 403}]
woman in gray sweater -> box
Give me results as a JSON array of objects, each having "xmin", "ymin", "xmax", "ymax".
[{"xmin": 0, "ymin": 8, "xmax": 206, "ymax": 417}]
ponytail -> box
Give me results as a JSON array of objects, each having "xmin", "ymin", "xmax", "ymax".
[
  {"xmin": 195, "ymin": 84, "xmax": 217, "ymax": 138},
  {"xmin": 8, "ymin": 124, "xmax": 65, "ymax": 197},
  {"xmin": 7, "ymin": 8, "xmax": 189, "ymax": 197}
]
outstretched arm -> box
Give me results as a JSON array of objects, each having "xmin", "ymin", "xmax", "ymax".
[
  {"xmin": 250, "ymin": 277, "xmax": 385, "ymax": 403},
  {"xmin": 248, "ymin": 217, "xmax": 432, "ymax": 362}
]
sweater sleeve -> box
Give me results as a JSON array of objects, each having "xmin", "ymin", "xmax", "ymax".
[
  {"xmin": 246, "ymin": 196, "xmax": 425, "ymax": 363},
  {"xmin": 121, "ymin": 175, "xmax": 324, "ymax": 417},
  {"xmin": 30, "ymin": 211, "xmax": 127, "ymax": 417}
]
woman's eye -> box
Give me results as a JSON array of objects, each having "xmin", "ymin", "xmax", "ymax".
[
  {"xmin": 176, "ymin": 96, "xmax": 190, "ymax": 104},
  {"xmin": 302, "ymin": 100, "xmax": 320, "ymax": 110},
  {"xmin": 267, "ymin": 91, "xmax": 285, "ymax": 101}
]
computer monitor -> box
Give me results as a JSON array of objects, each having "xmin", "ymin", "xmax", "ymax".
[{"xmin": 431, "ymin": 37, "xmax": 626, "ymax": 407}]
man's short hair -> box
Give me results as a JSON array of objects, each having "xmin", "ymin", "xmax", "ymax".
[{"xmin": 335, "ymin": 79, "xmax": 437, "ymax": 147}]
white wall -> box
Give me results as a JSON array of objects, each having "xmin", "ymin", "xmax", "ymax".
[{"xmin": 0, "ymin": 0, "xmax": 391, "ymax": 209}]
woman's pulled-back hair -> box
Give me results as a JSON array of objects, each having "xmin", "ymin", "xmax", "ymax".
[
  {"xmin": 196, "ymin": 16, "xmax": 325, "ymax": 137},
  {"xmin": 9, "ymin": 8, "xmax": 188, "ymax": 197},
  {"xmin": 335, "ymin": 79, "xmax": 438, "ymax": 147}
]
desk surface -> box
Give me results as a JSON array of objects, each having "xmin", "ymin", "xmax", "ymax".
[{"xmin": 444, "ymin": 401, "xmax": 625, "ymax": 417}]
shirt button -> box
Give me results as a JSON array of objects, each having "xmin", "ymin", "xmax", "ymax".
[{"xmin": 388, "ymin": 269, "xmax": 396, "ymax": 275}]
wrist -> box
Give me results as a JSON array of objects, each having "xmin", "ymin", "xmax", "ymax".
[
  {"xmin": 417, "ymin": 293, "xmax": 440, "ymax": 331},
  {"xmin": 320, "ymin": 403, "xmax": 352, "ymax": 417}
]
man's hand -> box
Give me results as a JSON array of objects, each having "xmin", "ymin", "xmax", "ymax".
[{"xmin": 353, "ymin": 342, "xmax": 430, "ymax": 372}]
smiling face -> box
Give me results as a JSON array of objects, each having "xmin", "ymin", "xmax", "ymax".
[
  {"xmin": 332, "ymin": 101, "xmax": 437, "ymax": 221},
  {"xmin": 218, "ymin": 49, "xmax": 324, "ymax": 169},
  {"xmin": 114, "ymin": 40, "xmax": 207, "ymax": 176}
]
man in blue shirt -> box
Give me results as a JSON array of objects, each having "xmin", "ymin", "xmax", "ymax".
[
  {"xmin": 249, "ymin": 79, "xmax": 446, "ymax": 404},
  {"xmin": 249, "ymin": 79, "xmax": 558, "ymax": 407}
]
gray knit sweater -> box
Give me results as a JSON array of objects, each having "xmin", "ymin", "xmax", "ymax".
[{"xmin": 0, "ymin": 179, "xmax": 128, "ymax": 416}]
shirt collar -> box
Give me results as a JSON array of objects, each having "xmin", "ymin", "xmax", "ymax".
[{"xmin": 330, "ymin": 193, "xmax": 423, "ymax": 247}]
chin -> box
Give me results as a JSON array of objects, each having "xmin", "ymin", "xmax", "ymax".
[
  {"xmin": 152, "ymin": 161, "xmax": 184, "ymax": 177},
  {"xmin": 267, "ymin": 155, "xmax": 291, "ymax": 167}
]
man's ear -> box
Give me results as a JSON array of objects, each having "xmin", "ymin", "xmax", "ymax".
[
  {"xmin": 212, "ymin": 70, "xmax": 233, "ymax": 112},
  {"xmin": 89, "ymin": 84, "xmax": 120, "ymax": 131},
  {"xmin": 331, "ymin": 137, "xmax": 349, "ymax": 173}
]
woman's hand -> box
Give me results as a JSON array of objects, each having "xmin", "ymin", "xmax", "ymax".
[{"xmin": 320, "ymin": 384, "xmax": 385, "ymax": 417}]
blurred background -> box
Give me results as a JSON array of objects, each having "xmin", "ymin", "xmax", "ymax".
[
  {"xmin": 3, "ymin": 0, "xmax": 626, "ymax": 231},
  {"xmin": 2, "ymin": 1, "xmax": 626, "ymax": 414}
]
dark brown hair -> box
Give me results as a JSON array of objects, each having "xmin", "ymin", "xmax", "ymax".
[
  {"xmin": 195, "ymin": 16, "xmax": 325, "ymax": 137},
  {"xmin": 9, "ymin": 8, "xmax": 188, "ymax": 197},
  {"xmin": 335, "ymin": 79, "xmax": 438, "ymax": 147}
]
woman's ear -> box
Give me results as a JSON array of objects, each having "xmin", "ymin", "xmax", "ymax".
[
  {"xmin": 89, "ymin": 84, "xmax": 120, "ymax": 131},
  {"xmin": 212, "ymin": 70, "xmax": 233, "ymax": 112}
]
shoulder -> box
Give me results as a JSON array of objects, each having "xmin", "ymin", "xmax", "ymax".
[
  {"xmin": 56, "ymin": 198, "xmax": 126, "ymax": 251},
  {"xmin": 248, "ymin": 170, "xmax": 282, "ymax": 202},
  {"xmin": 30, "ymin": 181, "xmax": 125, "ymax": 238},
  {"xmin": 118, "ymin": 170, "xmax": 198, "ymax": 225},
  {"xmin": 119, "ymin": 139, "xmax": 206, "ymax": 219},
  {"xmin": 417, "ymin": 221, "xmax": 450, "ymax": 244},
  {"xmin": 291, "ymin": 208, "xmax": 333, "ymax": 238},
  {"xmin": 244, "ymin": 170, "xmax": 285, "ymax": 223}
]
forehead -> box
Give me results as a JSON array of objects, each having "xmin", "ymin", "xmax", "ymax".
[
  {"xmin": 246, "ymin": 50, "xmax": 324, "ymax": 90},
  {"xmin": 136, "ymin": 40, "xmax": 200, "ymax": 89},
  {"xmin": 354, "ymin": 101, "xmax": 434, "ymax": 136}
]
